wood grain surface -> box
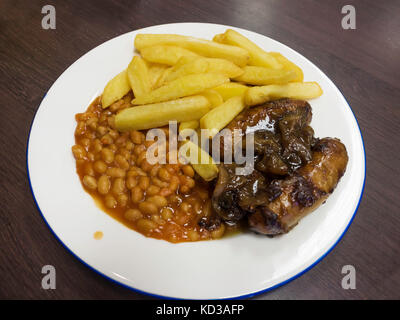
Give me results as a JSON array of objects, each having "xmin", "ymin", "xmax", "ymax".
[{"xmin": 0, "ymin": 0, "xmax": 399, "ymax": 299}]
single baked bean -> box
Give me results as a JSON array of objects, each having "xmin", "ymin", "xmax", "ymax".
[
  {"xmin": 151, "ymin": 177, "xmax": 168, "ymax": 188},
  {"xmin": 125, "ymin": 141, "xmax": 134, "ymax": 151},
  {"xmin": 115, "ymin": 136, "xmax": 127, "ymax": 147},
  {"xmin": 141, "ymin": 160, "xmax": 153, "ymax": 172},
  {"xmin": 93, "ymin": 160, "xmax": 107, "ymax": 174},
  {"xmin": 161, "ymin": 207, "xmax": 173, "ymax": 221},
  {"xmin": 188, "ymin": 230, "xmax": 200, "ymax": 241},
  {"xmin": 129, "ymin": 154, "xmax": 136, "ymax": 166},
  {"xmin": 108, "ymin": 129, "xmax": 119, "ymax": 140},
  {"xmin": 126, "ymin": 176, "xmax": 138, "ymax": 189},
  {"xmin": 136, "ymin": 219, "xmax": 157, "ymax": 234},
  {"xmin": 124, "ymin": 209, "xmax": 143, "ymax": 222},
  {"xmin": 75, "ymin": 121, "xmax": 86, "ymax": 135},
  {"xmin": 128, "ymin": 167, "xmax": 146, "ymax": 177},
  {"xmin": 77, "ymin": 112, "xmax": 95, "ymax": 121},
  {"xmin": 110, "ymin": 100, "xmax": 124, "ymax": 112},
  {"xmin": 83, "ymin": 163, "xmax": 95, "ymax": 176},
  {"xmin": 136, "ymin": 151, "xmax": 147, "ymax": 166},
  {"xmin": 166, "ymin": 165, "xmax": 176, "ymax": 174},
  {"xmin": 159, "ymin": 187, "xmax": 173, "ymax": 197},
  {"xmin": 150, "ymin": 164, "xmax": 160, "ymax": 177},
  {"xmin": 138, "ymin": 201, "xmax": 158, "ymax": 216},
  {"xmin": 180, "ymin": 202, "xmax": 191, "ymax": 213},
  {"xmin": 115, "ymin": 154, "xmax": 129, "ymax": 170},
  {"xmin": 87, "ymin": 152, "xmax": 95, "ymax": 162},
  {"xmin": 75, "ymin": 113, "xmax": 85, "ymax": 121},
  {"xmin": 98, "ymin": 175, "xmax": 111, "ymax": 194},
  {"xmin": 99, "ymin": 114, "xmax": 107, "ymax": 124},
  {"xmin": 182, "ymin": 165, "xmax": 195, "ymax": 178},
  {"xmin": 138, "ymin": 176, "xmax": 150, "ymax": 190},
  {"xmin": 84, "ymin": 131, "xmax": 95, "ymax": 140},
  {"xmin": 131, "ymin": 186, "xmax": 144, "ymax": 203},
  {"xmin": 83, "ymin": 175, "xmax": 97, "ymax": 190},
  {"xmin": 151, "ymin": 214, "xmax": 165, "ymax": 225},
  {"xmin": 130, "ymin": 130, "xmax": 144, "ymax": 144},
  {"xmin": 86, "ymin": 118, "xmax": 98, "ymax": 130},
  {"xmin": 80, "ymin": 138, "xmax": 91, "ymax": 148},
  {"xmin": 72, "ymin": 145, "xmax": 86, "ymax": 160},
  {"xmin": 112, "ymin": 178, "xmax": 125, "ymax": 195},
  {"xmin": 97, "ymin": 125, "xmax": 107, "ymax": 136},
  {"xmin": 180, "ymin": 175, "xmax": 195, "ymax": 188},
  {"xmin": 118, "ymin": 148, "xmax": 131, "ymax": 160},
  {"xmin": 168, "ymin": 194, "xmax": 182, "ymax": 205},
  {"xmin": 147, "ymin": 195, "xmax": 167, "ymax": 208},
  {"xmin": 104, "ymin": 194, "xmax": 117, "ymax": 209},
  {"xmin": 101, "ymin": 148, "xmax": 114, "ymax": 164},
  {"xmin": 175, "ymin": 211, "xmax": 191, "ymax": 226},
  {"xmin": 93, "ymin": 139, "xmax": 102, "ymax": 153},
  {"xmin": 133, "ymin": 144, "xmax": 146, "ymax": 156},
  {"xmin": 211, "ymin": 223, "xmax": 226, "ymax": 239},
  {"xmin": 106, "ymin": 167, "xmax": 126, "ymax": 178},
  {"xmin": 101, "ymin": 134, "xmax": 113, "ymax": 145},
  {"xmin": 109, "ymin": 144, "xmax": 117, "ymax": 152},
  {"xmin": 158, "ymin": 167, "xmax": 170, "ymax": 182},
  {"xmin": 117, "ymin": 193, "xmax": 128, "ymax": 207},
  {"xmin": 180, "ymin": 185, "xmax": 190, "ymax": 194},
  {"xmin": 168, "ymin": 176, "xmax": 179, "ymax": 192},
  {"xmin": 146, "ymin": 185, "xmax": 160, "ymax": 196},
  {"xmin": 107, "ymin": 116, "xmax": 116, "ymax": 129}
]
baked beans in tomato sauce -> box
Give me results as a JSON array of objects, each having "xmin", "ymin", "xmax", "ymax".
[{"xmin": 72, "ymin": 93, "xmax": 232, "ymax": 243}]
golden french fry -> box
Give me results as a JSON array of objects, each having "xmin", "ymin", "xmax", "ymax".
[
  {"xmin": 165, "ymin": 58, "xmax": 209, "ymax": 83},
  {"xmin": 245, "ymin": 82, "xmax": 323, "ymax": 106},
  {"xmin": 140, "ymin": 45, "xmax": 198, "ymax": 66},
  {"xmin": 221, "ymin": 29, "xmax": 281, "ymax": 69},
  {"xmin": 154, "ymin": 67, "xmax": 173, "ymax": 88},
  {"xmin": 234, "ymin": 66, "xmax": 297, "ymax": 85},
  {"xmin": 127, "ymin": 56, "xmax": 151, "ymax": 98},
  {"xmin": 116, "ymin": 95, "xmax": 210, "ymax": 131},
  {"xmin": 212, "ymin": 34, "xmax": 225, "ymax": 43},
  {"xmin": 165, "ymin": 57, "xmax": 243, "ymax": 83},
  {"xmin": 200, "ymin": 95, "xmax": 246, "ymax": 138},
  {"xmin": 179, "ymin": 140, "xmax": 219, "ymax": 181},
  {"xmin": 201, "ymin": 89, "xmax": 224, "ymax": 108},
  {"xmin": 269, "ymin": 52, "xmax": 304, "ymax": 82},
  {"xmin": 147, "ymin": 63, "xmax": 169, "ymax": 89},
  {"xmin": 135, "ymin": 34, "xmax": 250, "ymax": 67},
  {"xmin": 131, "ymin": 73, "xmax": 229, "ymax": 105},
  {"xmin": 203, "ymin": 58, "xmax": 243, "ymax": 78},
  {"xmin": 213, "ymin": 83, "xmax": 249, "ymax": 101},
  {"xmin": 101, "ymin": 69, "xmax": 130, "ymax": 108},
  {"xmin": 174, "ymin": 55, "xmax": 199, "ymax": 66},
  {"xmin": 179, "ymin": 120, "xmax": 199, "ymax": 132}
]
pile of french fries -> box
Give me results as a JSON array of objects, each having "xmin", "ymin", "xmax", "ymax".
[{"xmin": 101, "ymin": 29, "xmax": 323, "ymax": 181}]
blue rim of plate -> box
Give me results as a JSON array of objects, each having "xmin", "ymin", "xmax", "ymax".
[{"xmin": 26, "ymin": 35, "xmax": 366, "ymax": 301}]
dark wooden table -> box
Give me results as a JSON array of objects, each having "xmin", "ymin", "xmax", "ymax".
[{"xmin": 1, "ymin": 0, "xmax": 399, "ymax": 300}]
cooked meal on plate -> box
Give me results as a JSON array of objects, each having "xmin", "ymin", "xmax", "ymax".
[{"xmin": 72, "ymin": 29, "xmax": 348, "ymax": 242}]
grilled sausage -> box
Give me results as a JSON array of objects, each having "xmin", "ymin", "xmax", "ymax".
[
  {"xmin": 248, "ymin": 138, "xmax": 348, "ymax": 235},
  {"xmin": 216, "ymin": 98, "xmax": 314, "ymax": 175}
]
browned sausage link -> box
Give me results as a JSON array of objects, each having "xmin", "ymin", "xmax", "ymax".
[
  {"xmin": 217, "ymin": 98, "xmax": 312, "ymax": 158},
  {"xmin": 248, "ymin": 138, "xmax": 348, "ymax": 235}
]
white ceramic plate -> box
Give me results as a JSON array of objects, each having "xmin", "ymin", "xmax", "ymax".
[{"xmin": 27, "ymin": 23, "xmax": 365, "ymax": 299}]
